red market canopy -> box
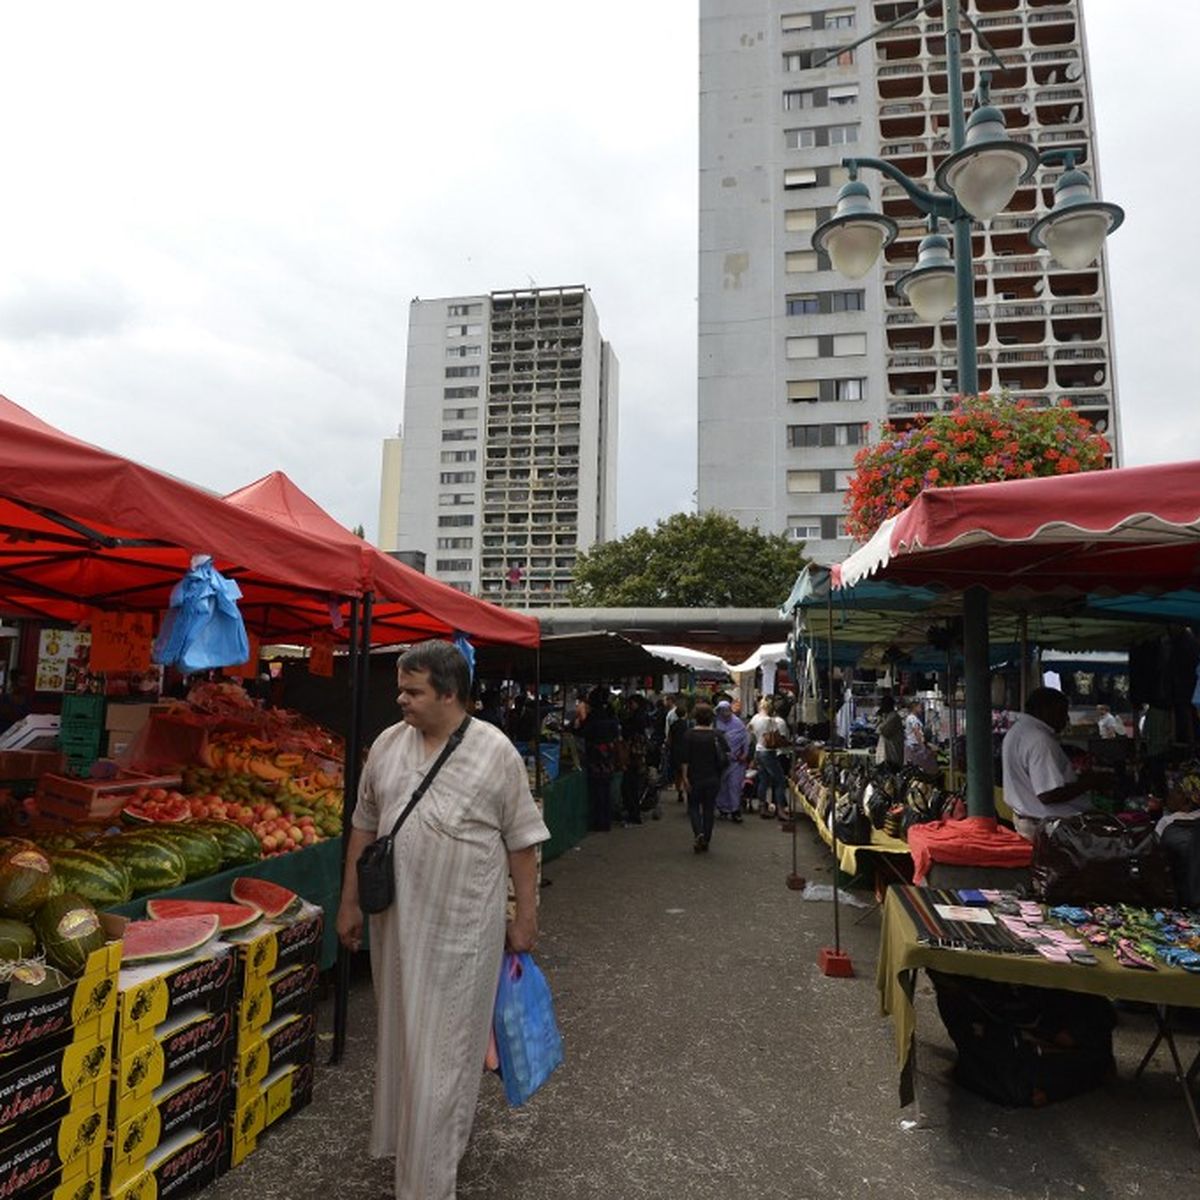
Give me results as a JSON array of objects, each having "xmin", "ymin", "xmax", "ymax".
[
  {"xmin": 224, "ymin": 472, "xmax": 540, "ymax": 648},
  {"xmin": 0, "ymin": 396, "xmax": 538, "ymax": 648},
  {"xmin": 832, "ymin": 461, "xmax": 1200, "ymax": 597}
]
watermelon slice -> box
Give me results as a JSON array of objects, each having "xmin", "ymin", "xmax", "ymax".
[
  {"xmin": 145, "ymin": 899, "xmax": 262, "ymax": 932},
  {"xmin": 121, "ymin": 914, "xmax": 220, "ymax": 963},
  {"xmin": 231, "ymin": 877, "xmax": 301, "ymax": 919}
]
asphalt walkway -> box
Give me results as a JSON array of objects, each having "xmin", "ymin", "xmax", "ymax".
[{"xmin": 201, "ymin": 795, "xmax": 1200, "ymax": 1199}]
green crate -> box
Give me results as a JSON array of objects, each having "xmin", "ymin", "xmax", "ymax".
[
  {"xmin": 59, "ymin": 730, "xmax": 103, "ymax": 755},
  {"xmin": 61, "ymin": 695, "xmax": 106, "ymax": 723}
]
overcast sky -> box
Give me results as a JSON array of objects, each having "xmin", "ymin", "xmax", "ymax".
[{"xmin": 0, "ymin": 2, "xmax": 1188, "ymax": 545}]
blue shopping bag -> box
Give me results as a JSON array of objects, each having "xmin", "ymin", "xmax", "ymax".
[{"xmin": 493, "ymin": 951, "xmax": 564, "ymax": 1107}]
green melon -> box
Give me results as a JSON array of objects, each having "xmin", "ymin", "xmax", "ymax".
[
  {"xmin": 187, "ymin": 821, "xmax": 261, "ymax": 868},
  {"xmin": 34, "ymin": 893, "xmax": 106, "ymax": 978},
  {"xmin": 0, "ymin": 918, "xmax": 37, "ymax": 962},
  {"xmin": 124, "ymin": 828, "xmax": 222, "ymax": 882},
  {"xmin": 32, "ymin": 831, "xmax": 79, "ymax": 853},
  {"xmin": 0, "ymin": 959, "xmax": 72, "ymax": 999},
  {"xmin": 0, "ymin": 843, "xmax": 54, "ymax": 919},
  {"xmin": 95, "ymin": 839, "xmax": 187, "ymax": 895},
  {"xmin": 51, "ymin": 849, "xmax": 133, "ymax": 908}
]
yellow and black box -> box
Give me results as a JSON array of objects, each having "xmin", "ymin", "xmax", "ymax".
[
  {"xmin": 225, "ymin": 903, "xmax": 323, "ymax": 984},
  {"xmin": 226, "ymin": 1058, "xmax": 315, "ymax": 1171},
  {"xmin": 235, "ymin": 1010, "xmax": 317, "ymax": 1098},
  {"xmin": 113, "ymin": 1008, "xmax": 235, "ymax": 1112},
  {"xmin": 237, "ymin": 961, "xmax": 319, "ymax": 1043},
  {"xmin": 0, "ymin": 1105, "xmax": 106, "ymax": 1200},
  {"xmin": 107, "ymin": 1124, "xmax": 227, "ymax": 1200}
]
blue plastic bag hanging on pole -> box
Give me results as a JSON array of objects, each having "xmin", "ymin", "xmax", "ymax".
[
  {"xmin": 492, "ymin": 951, "xmax": 564, "ymax": 1107},
  {"xmin": 153, "ymin": 554, "xmax": 251, "ymax": 673}
]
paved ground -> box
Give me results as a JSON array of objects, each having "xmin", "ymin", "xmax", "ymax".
[{"xmin": 200, "ymin": 795, "xmax": 1200, "ymax": 1199}]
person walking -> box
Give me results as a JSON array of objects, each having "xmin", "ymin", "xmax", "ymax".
[
  {"xmin": 336, "ymin": 640, "xmax": 549, "ymax": 1200},
  {"xmin": 748, "ymin": 697, "xmax": 789, "ymax": 818},
  {"xmin": 714, "ymin": 699, "xmax": 749, "ymax": 823},
  {"xmin": 680, "ymin": 702, "xmax": 729, "ymax": 852},
  {"xmin": 666, "ymin": 696, "xmax": 691, "ymax": 804},
  {"xmin": 576, "ymin": 687, "xmax": 622, "ymax": 832},
  {"xmin": 619, "ymin": 693, "xmax": 650, "ymax": 826}
]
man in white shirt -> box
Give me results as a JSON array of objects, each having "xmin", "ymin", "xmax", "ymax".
[
  {"xmin": 1095, "ymin": 704, "xmax": 1125, "ymax": 739},
  {"xmin": 1001, "ymin": 687, "xmax": 1104, "ymax": 840}
]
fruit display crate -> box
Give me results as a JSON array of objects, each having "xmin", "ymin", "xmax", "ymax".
[{"xmin": 36, "ymin": 773, "xmax": 183, "ymax": 823}]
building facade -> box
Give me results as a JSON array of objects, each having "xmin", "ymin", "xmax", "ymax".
[
  {"xmin": 698, "ymin": 0, "xmax": 1119, "ymax": 562},
  {"xmin": 381, "ymin": 287, "xmax": 619, "ymax": 606}
]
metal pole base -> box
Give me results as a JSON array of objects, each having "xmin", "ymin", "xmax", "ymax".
[
  {"xmin": 818, "ymin": 947, "xmax": 855, "ymax": 977},
  {"xmin": 787, "ymin": 873, "xmax": 807, "ymax": 890},
  {"xmin": 780, "ymin": 818, "xmax": 796, "ymax": 833}
]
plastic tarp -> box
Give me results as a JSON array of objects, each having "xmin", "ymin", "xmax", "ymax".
[
  {"xmin": 640, "ymin": 644, "xmax": 732, "ymax": 676},
  {"xmin": 727, "ymin": 643, "xmax": 789, "ymax": 675}
]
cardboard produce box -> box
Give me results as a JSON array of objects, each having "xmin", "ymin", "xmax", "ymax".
[
  {"xmin": 237, "ymin": 961, "xmax": 320, "ymax": 1042},
  {"xmin": 227, "ymin": 1059, "xmax": 315, "ymax": 1170},
  {"xmin": 116, "ymin": 946, "xmax": 236, "ymax": 1050},
  {"xmin": 113, "ymin": 1009, "xmax": 235, "ymax": 1112},
  {"xmin": 234, "ymin": 1009, "xmax": 317, "ymax": 1098},
  {"xmin": 0, "ymin": 1028, "xmax": 111, "ymax": 1145},
  {"xmin": 107, "ymin": 1124, "xmax": 227, "ymax": 1200},
  {"xmin": 103, "ymin": 705, "xmax": 167, "ymax": 735},
  {"xmin": 224, "ymin": 903, "xmax": 323, "ymax": 983},
  {"xmin": 0, "ymin": 1105, "xmax": 106, "ymax": 1200},
  {"xmin": 0, "ymin": 750, "xmax": 65, "ymax": 781}
]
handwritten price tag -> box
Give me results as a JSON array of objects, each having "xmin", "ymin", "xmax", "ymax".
[
  {"xmin": 89, "ymin": 612, "xmax": 153, "ymax": 673},
  {"xmin": 309, "ymin": 634, "xmax": 334, "ymax": 678}
]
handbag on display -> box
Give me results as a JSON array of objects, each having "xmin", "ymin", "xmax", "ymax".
[
  {"xmin": 1031, "ymin": 811, "xmax": 1176, "ymax": 907},
  {"xmin": 356, "ymin": 715, "xmax": 472, "ymax": 915}
]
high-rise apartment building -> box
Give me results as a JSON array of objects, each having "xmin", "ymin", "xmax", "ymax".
[
  {"xmin": 699, "ymin": 0, "xmax": 1118, "ymax": 562},
  {"xmin": 379, "ymin": 286, "xmax": 619, "ymax": 606}
]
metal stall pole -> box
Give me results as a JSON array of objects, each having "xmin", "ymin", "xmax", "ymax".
[
  {"xmin": 331, "ymin": 592, "xmax": 372, "ymax": 1065},
  {"xmin": 819, "ymin": 582, "xmax": 853, "ymax": 976},
  {"xmin": 787, "ymin": 601, "xmax": 805, "ymax": 889}
]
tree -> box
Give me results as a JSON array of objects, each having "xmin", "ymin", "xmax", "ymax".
[
  {"xmin": 567, "ymin": 511, "xmax": 808, "ymax": 607},
  {"xmin": 845, "ymin": 393, "xmax": 1110, "ymax": 542}
]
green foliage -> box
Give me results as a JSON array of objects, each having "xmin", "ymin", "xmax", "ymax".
[{"xmin": 567, "ymin": 511, "xmax": 808, "ymax": 608}]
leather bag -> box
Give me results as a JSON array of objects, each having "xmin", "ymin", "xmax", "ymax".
[{"xmin": 1031, "ymin": 812, "xmax": 1176, "ymax": 907}]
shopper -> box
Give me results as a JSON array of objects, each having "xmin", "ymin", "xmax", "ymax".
[
  {"xmin": 575, "ymin": 687, "xmax": 622, "ymax": 832},
  {"xmin": 1095, "ymin": 703, "xmax": 1125, "ymax": 738},
  {"xmin": 619, "ymin": 693, "xmax": 650, "ymax": 827},
  {"xmin": 666, "ymin": 696, "xmax": 691, "ymax": 803},
  {"xmin": 336, "ymin": 640, "xmax": 549, "ymax": 1200},
  {"xmin": 680, "ymin": 702, "xmax": 728, "ymax": 852},
  {"xmin": 714, "ymin": 699, "xmax": 749, "ymax": 823},
  {"xmin": 748, "ymin": 697, "xmax": 789, "ymax": 818},
  {"xmin": 875, "ymin": 694, "xmax": 904, "ymax": 768}
]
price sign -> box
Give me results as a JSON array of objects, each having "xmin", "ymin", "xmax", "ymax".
[
  {"xmin": 309, "ymin": 634, "xmax": 334, "ymax": 678},
  {"xmin": 89, "ymin": 613, "xmax": 154, "ymax": 673}
]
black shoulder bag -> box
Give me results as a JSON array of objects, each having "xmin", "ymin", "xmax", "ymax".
[{"xmin": 356, "ymin": 715, "xmax": 472, "ymax": 914}]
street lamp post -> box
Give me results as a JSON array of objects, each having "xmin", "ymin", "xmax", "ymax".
[{"xmin": 811, "ymin": 0, "xmax": 1123, "ymax": 816}]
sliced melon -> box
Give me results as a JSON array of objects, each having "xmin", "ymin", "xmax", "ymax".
[
  {"xmin": 121, "ymin": 914, "xmax": 221, "ymax": 964},
  {"xmin": 145, "ymin": 899, "xmax": 261, "ymax": 932},
  {"xmin": 231, "ymin": 877, "xmax": 301, "ymax": 919}
]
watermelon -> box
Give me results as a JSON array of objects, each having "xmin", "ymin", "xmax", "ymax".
[
  {"xmin": 32, "ymin": 831, "xmax": 79, "ymax": 853},
  {"xmin": 35, "ymin": 893, "xmax": 107, "ymax": 977},
  {"xmin": 124, "ymin": 828, "xmax": 222, "ymax": 882},
  {"xmin": 0, "ymin": 843, "xmax": 54, "ymax": 919},
  {"xmin": 145, "ymin": 899, "xmax": 261, "ymax": 932},
  {"xmin": 188, "ymin": 821, "xmax": 261, "ymax": 868},
  {"xmin": 51, "ymin": 849, "xmax": 133, "ymax": 908},
  {"xmin": 0, "ymin": 918, "xmax": 36, "ymax": 962},
  {"xmin": 96, "ymin": 839, "xmax": 187, "ymax": 895},
  {"xmin": 121, "ymin": 914, "xmax": 220, "ymax": 964},
  {"xmin": 231, "ymin": 876, "xmax": 301, "ymax": 919}
]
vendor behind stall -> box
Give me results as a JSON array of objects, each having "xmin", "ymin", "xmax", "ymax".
[{"xmin": 1001, "ymin": 687, "xmax": 1107, "ymax": 841}]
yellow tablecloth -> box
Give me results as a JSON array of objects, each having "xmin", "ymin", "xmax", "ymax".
[
  {"xmin": 877, "ymin": 885, "xmax": 1200, "ymax": 1105},
  {"xmin": 790, "ymin": 781, "xmax": 911, "ymax": 876}
]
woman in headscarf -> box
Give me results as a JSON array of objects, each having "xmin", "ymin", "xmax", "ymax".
[{"xmin": 714, "ymin": 699, "xmax": 749, "ymax": 823}]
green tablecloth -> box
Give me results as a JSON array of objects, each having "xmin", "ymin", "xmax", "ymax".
[
  {"xmin": 877, "ymin": 885, "xmax": 1200, "ymax": 1106},
  {"xmin": 110, "ymin": 836, "xmax": 344, "ymax": 970},
  {"xmin": 541, "ymin": 769, "xmax": 589, "ymax": 863}
]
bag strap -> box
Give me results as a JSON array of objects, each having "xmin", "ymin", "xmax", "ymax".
[{"xmin": 383, "ymin": 714, "xmax": 472, "ymax": 843}]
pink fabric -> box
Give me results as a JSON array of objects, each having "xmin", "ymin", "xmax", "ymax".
[{"xmin": 906, "ymin": 815, "xmax": 1033, "ymax": 885}]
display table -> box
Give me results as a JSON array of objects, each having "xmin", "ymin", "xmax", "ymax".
[
  {"xmin": 541, "ymin": 769, "xmax": 589, "ymax": 863},
  {"xmin": 790, "ymin": 781, "xmax": 912, "ymax": 878},
  {"xmin": 877, "ymin": 885, "xmax": 1200, "ymax": 1135},
  {"xmin": 111, "ymin": 836, "xmax": 343, "ymax": 969}
]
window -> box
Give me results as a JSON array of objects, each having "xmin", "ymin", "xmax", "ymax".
[
  {"xmin": 785, "ymin": 208, "xmax": 818, "ymax": 233},
  {"xmin": 787, "ymin": 517, "xmax": 822, "ymax": 542},
  {"xmin": 831, "ymin": 290, "xmax": 865, "ymax": 313},
  {"xmin": 788, "ymin": 422, "xmax": 868, "ymax": 449},
  {"xmin": 833, "ymin": 332, "xmax": 867, "ymax": 356},
  {"xmin": 781, "ymin": 12, "xmax": 812, "ymax": 32},
  {"xmin": 785, "ymin": 127, "xmax": 817, "ymax": 149},
  {"xmin": 836, "ymin": 422, "xmax": 868, "ymax": 446},
  {"xmin": 447, "ymin": 303, "xmax": 482, "ymax": 317},
  {"xmin": 788, "ymin": 380, "xmax": 820, "ymax": 402},
  {"xmin": 835, "ymin": 470, "xmax": 855, "ymax": 491},
  {"xmin": 438, "ymin": 514, "xmax": 475, "ymax": 527},
  {"xmin": 436, "ymin": 559, "xmax": 472, "ymax": 573},
  {"xmin": 446, "ymin": 323, "xmax": 483, "ymax": 338},
  {"xmin": 834, "ymin": 47, "xmax": 855, "ymax": 67},
  {"xmin": 827, "ymin": 85, "xmax": 859, "ymax": 107},
  {"xmin": 440, "ymin": 449, "xmax": 477, "ymax": 464},
  {"xmin": 443, "ymin": 386, "xmax": 479, "ymax": 399},
  {"xmin": 443, "ymin": 406, "xmax": 478, "ymax": 420},
  {"xmin": 783, "ymin": 52, "xmax": 804, "ymax": 72},
  {"xmin": 787, "ymin": 293, "xmax": 820, "ymax": 316},
  {"xmin": 784, "ymin": 167, "xmax": 818, "ymax": 190},
  {"xmin": 786, "ymin": 336, "xmax": 819, "ymax": 359},
  {"xmin": 786, "ymin": 250, "xmax": 819, "ymax": 273},
  {"xmin": 836, "ymin": 377, "xmax": 866, "ymax": 401},
  {"xmin": 787, "ymin": 424, "xmax": 821, "ymax": 448},
  {"xmin": 783, "ymin": 90, "xmax": 816, "ymax": 111},
  {"xmin": 826, "ymin": 9, "xmax": 855, "ymax": 30},
  {"xmin": 439, "ymin": 471, "xmax": 476, "ymax": 484},
  {"xmin": 438, "ymin": 493, "xmax": 473, "ymax": 506},
  {"xmin": 445, "ymin": 365, "xmax": 480, "ymax": 379},
  {"xmin": 787, "ymin": 470, "xmax": 821, "ymax": 494},
  {"xmin": 442, "ymin": 429, "xmax": 478, "ymax": 442},
  {"xmin": 828, "ymin": 123, "xmax": 858, "ymax": 146},
  {"xmin": 436, "ymin": 537, "xmax": 474, "ymax": 550},
  {"xmin": 446, "ymin": 344, "xmax": 481, "ymax": 358}
]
